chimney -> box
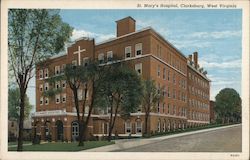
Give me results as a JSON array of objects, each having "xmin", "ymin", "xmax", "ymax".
[
  {"xmin": 193, "ymin": 52, "xmax": 198, "ymax": 68},
  {"xmin": 116, "ymin": 16, "xmax": 136, "ymax": 37}
]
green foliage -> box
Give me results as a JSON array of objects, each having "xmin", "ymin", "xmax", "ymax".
[
  {"xmin": 215, "ymin": 88, "xmax": 241, "ymax": 123},
  {"xmin": 95, "ymin": 63, "xmax": 143, "ymax": 114},
  {"xmin": 8, "ymin": 87, "xmax": 33, "ymax": 121},
  {"xmin": 142, "ymin": 79, "xmax": 164, "ymax": 113}
]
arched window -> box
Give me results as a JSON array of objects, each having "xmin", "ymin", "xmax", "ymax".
[{"xmin": 72, "ymin": 121, "xmax": 79, "ymax": 137}]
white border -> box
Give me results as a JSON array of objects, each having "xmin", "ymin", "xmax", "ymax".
[{"xmin": 1, "ymin": 0, "xmax": 249, "ymax": 160}]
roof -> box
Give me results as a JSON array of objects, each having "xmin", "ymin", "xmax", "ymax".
[{"xmin": 115, "ymin": 16, "xmax": 136, "ymax": 23}]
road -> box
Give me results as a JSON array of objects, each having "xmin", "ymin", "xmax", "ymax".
[{"xmin": 115, "ymin": 125, "xmax": 242, "ymax": 152}]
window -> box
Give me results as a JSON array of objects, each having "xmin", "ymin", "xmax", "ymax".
[
  {"xmin": 72, "ymin": 122, "xmax": 79, "ymax": 136},
  {"xmin": 163, "ymin": 86, "xmax": 166, "ymax": 97},
  {"xmin": 167, "ymin": 70, "xmax": 170, "ymax": 81},
  {"xmin": 162, "ymin": 103, "xmax": 165, "ymax": 113},
  {"xmin": 39, "ymin": 84, "xmax": 43, "ymax": 92},
  {"xmin": 45, "ymin": 97, "xmax": 49, "ymax": 105},
  {"xmin": 136, "ymin": 120, "xmax": 142, "ymax": 133},
  {"xmin": 55, "ymin": 94, "xmax": 60, "ymax": 104},
  {"xmin": 62, "ymin": 80, "xmax": 66, "ymax": 88},
  {"xmin": 173, "ymin": 89, "xmax": 176, "ymax": 99},
  {"xmin": 77, "ymin": 89, "xmax": 82, "ymax": 100},
  {"xmin": 61, "ymin": 64, "xmax": 66, "ymax": 74},
  {"xmin": 173, "ymin": 73, "xmax": 176, "ymax": 84},
  {"xmin": 135, "ymin": 43, "xmax": 142, "ymax": 56},
  {"xmin": 55, "ymin": 66, "xmax": 60, "ymax": 75},
  {"xmin": 40, "ymin": 97, "xmax": 43, "ymax": 105},
  {"xmin": 72, "ymin": 60, "xmax": 77, "ymax": 66},
  {"xmin": 62, "ymin": 94, "xmax": 66, "ymax": 103},
  {"xmin": 135, "ymin": 63, "xmax": 142, "ymax": 75},
  {"xmin": 173, "ymin": 105, "xmax": 176, "ymax": 115},
  {"xmin": 98, "ymin": 53, "xmax": 104, "ymax": 64},
  {"xmin": 167, "ymin": 104, "xmax": 170, "ymax": 114},
  {"xmin": 163, "ymin": 67, "xmax": 166, "ymax": 80},
  {"xmin": 167, "ymin": 87, "xmax": 171, "ymax": 98},
  {"xmin": 107, "ymin": 51, "xmax": 113, "ymax": 62},
  {"xmin": 44, "ymin": 83, "xmax": 49, "ymax": 91},
  {"xmin": 44, "ymin": 68, "xmax": 49, "ymax": 78},
  {"xmin": 84, "ymin": 106, "xmax": 89, "ymax": 114},
  {"xmin": 55, "ymin": 81, "xmax": 60, "ymax": 89},
  {"xmin": 157, "ymin": 120, "xmax": 161, "ymax": 132},
  {"xmin": 83, "ymin": 57, "xmax": 89, "ymax": 67},
  {"xmin": 125, "ymin": 46, "xmax": 131, "ymax": 59},
  {"xmin": 157, "ymin": 102, "xmax": 160, "ymax": 113},
  {"xmin": 39, "ymin": 70, "xmax": 43, "ymax": 79},
  {"xmin": 157, "ymin": 65, "xmax": 160, "ymax": 77},
  {"xmin": 163, "ymin": 121, "xmax": 166, "ymax": 132},
  {"xmin": 125, "ymin": 121, "xmax": 131, "ymax": 133}
]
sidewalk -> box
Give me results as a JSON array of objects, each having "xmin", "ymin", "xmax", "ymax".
[{"xmin": 82, "ymin": 123, "xmax": 241, "ymax": 152}]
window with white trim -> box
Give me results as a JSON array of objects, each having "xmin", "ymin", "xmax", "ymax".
[
  {"xmin": 44, "ymin": 83, "xmax": 49, "ymax": 91},
  {"xmin": 157, "ymin": 65, "xmax": 160, "ymax": 77},
  {"xmin": 77, "ymin": 89, "xmax": 82, "ymax": 100},
  {"xmin": 55, "ymin": 81, "xmax": 60, "ymax": 89},
  {"xmin": 55, "ymin": 66, "xmax": 60, "ymax": 75},
  {"xmin": 61, "ymin": 64, "xmax": 66, "ymax": 74},
  {"xmin": 45, "ymin": 97, "xmax": 49, "ymax": 105},
  {"xmin": 72, "ymin": 122, "xmax": 79, "ymax": 136},
  {"xmin": 163, "ymin": 67, "xmax": 166, "ymax": 80},
  {"xmin": 125, "ymin": 121, "xmax": 131, "ymax": 133},
  {"xmin": 40, "ymin": 97, "xmax": 43, "ymax": 105},
  {"xmin": 55, "ymin": 94, "xmax": 60, "ymax": 104},
  {"xmin": 135, "ymin": 63, "xmax": 142, "ymax": 75},
  {"xmin": 83, "ymin": 57, "xmax": 89, "ymax": 67},
  {"xmin": 62, "ymin": 80, "xmax": 66, "ymax": 88},
  {"xmin": 84, "ymin": 106, "xmax": 89, "ymax": 114},
  {"xmin": 136, "ymin": 120, "xmax": 142, "ymax": 133},
  {"xmin": 98, "ymin": 53, "xmax": 104, "ymax": 64},
  {"xmin": 39, "ymin": 84, "xmax": 43, "ymax": 92},
  {"xmin": 135, "ymin": 43, "xmax": 142, "ymax": 56},
  {"xmin": 39, "ymin": 70, "xmax": 43, "ymax": 79},
  {"xmin": 157, "ymin": 120, "xmax": 161, "ymax": 132},
  {"xmin": 107, "ymin": 51, "xmax": 113, "ymax": 62},
  {"xmin": 167, "ymin": 103, "xmax": 170, "ymax": 114},
  {"xmin": 62, "ymin": 93, "xmax": 66, "ymax": 103},
  {"xmin": 44, "ymin": 68, "xmax": 49, "ymax": 78},
  {"xmin": 125, "ymin": 46, "xmax": 131, "ymax": 59},
  {"xmin": 72, "ymin": 60, "xmax": 77, "ymax": 66}
]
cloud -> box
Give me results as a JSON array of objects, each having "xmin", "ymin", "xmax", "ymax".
[
  {"xmin": 199, "ymin": 59, "xmax": 241, "ymax": 69},
  {"xmin": 169, "ymin": 39, "xmax": 211, "ymax": 49},
  {"xmin": 175, "ymin": 30, "xmax": 241, "ymax": 40},
  {"xmin": 71, "ymin": 29, "xmax": 115, "ymax": 43}
]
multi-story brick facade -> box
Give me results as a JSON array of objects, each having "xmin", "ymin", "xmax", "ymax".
[{"xmin": 32, "ymin": 17, "xmax": 210, "ymax": 142}]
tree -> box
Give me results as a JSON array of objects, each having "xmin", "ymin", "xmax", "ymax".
[
  {"xmin": 96, "ymin": 63, "xmax": 143, "ymax": 141},
  {"xmin": 8, "ymin": 87, "xmax": 33, "ymax": 121},
  {"xmin": 8, "ymin": 9, "xmax": 73, "ymax": 151},
  {"xmin": 141, "ymin": 79, "xmax": 164, "ymax": 135},
  {"xmin": 215, "ymin": 88, "xmax": 241, "ymax": 124}
]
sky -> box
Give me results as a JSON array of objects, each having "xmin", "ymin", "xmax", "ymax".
[{"xmin": 26, "ymin": 9, "xmax": 242, "ymax": 110}]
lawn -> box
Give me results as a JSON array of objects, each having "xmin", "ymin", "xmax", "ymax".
[
  {"xmin": 8, "ymin": 141, "xmax": 31, "ymax": 146},
  {"xmin": 8, "ymin": 141, "xmax": 115, "ymax": 151}
]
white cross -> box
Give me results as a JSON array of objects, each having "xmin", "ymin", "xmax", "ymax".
[{"xmin": 73, "ymin": 46, "xmax": 86, "ymax": 66}]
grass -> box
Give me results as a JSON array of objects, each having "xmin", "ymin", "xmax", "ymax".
[
  {"xmin": 8, "ymin": 141, "xmax": 115, "ymax": 151},
  {"xmin": 143, "ymin": 122, "xmax": 240, "ymax": 139},
  {"xmin": 8, "ymin": 141, "xmax": 31, "ymax": 146}
]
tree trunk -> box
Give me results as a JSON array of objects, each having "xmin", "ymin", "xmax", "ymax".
[
  {"xmin": 78, "ymin": 121, "xmax": 84, "ymax": 146},
  {"xmin": 17, "ymin": 85, "xmax": 26, "ymax": 151},
  {"xmin": 144, "ymin": 112, "xmax": 149, "ymax": 135}
]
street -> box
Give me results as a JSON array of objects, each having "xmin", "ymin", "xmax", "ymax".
[{"xmin": 115, "ymin": 125, "xmax": 242, "ymax": 152}]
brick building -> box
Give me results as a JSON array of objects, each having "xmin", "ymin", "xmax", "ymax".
[{"xmin": 32, "ymin": 17, "xmax": 211, "ymax": 142}]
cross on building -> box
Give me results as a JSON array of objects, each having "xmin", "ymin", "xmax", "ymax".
[{"xmin": 73, "ymin": 46, "xmax": 86, "ymax": 66}]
